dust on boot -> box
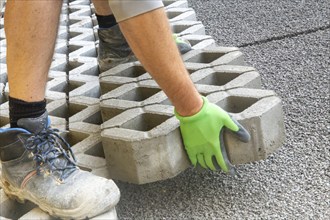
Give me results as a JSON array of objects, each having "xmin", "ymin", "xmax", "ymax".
[
  {"xmin": 0, "ymin": 112, "xmax": 120, "ymax": 219},
  {"xmin": 97, "ymin": 25, "xmax": 192, "ymax": 73}
]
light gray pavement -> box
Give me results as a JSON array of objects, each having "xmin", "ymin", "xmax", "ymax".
[{"xmin": 115, "ymin": 0, "xmax": 330, "ymax": 219}]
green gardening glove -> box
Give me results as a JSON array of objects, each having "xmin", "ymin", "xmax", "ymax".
[{"xmin": 175, "ymin": 97, "xmax": 250, "ymax": 172}]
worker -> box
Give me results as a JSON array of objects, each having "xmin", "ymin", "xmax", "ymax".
[{"xmin": 0, "ymin": 0, "xmax": 250, "ymax": 219}]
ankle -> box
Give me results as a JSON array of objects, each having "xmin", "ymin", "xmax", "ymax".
[
  {"xmin": 9, "ymin": 96, "xmax": 46, "ymax": 128},
  {"xmin": 96, "ymin": 14, "xmax": 117, "ymax": 29}
]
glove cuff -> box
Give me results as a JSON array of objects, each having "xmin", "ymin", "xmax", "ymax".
[{"xmin": 175, "ymin": 96, "xmax": 209, "ymax": 123}]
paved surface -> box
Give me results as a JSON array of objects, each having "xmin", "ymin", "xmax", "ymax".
[{"xmin": 115, "ymin": 0, "xmax": 330, "ymax": 219}]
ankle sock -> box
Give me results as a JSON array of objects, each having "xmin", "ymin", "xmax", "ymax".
[
  {"xmin": 9, "ymin": 96, "xmax": 46, "ymax": 128},
  {"xmin": 96, "ymin": 14, "xmax": 117, "ymax": 29}
]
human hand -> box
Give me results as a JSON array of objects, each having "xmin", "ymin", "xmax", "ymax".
[{"xmin": 175, "ymin": 97, "xmax": 250, "ymax": 172}]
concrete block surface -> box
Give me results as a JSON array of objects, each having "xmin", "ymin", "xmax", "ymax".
[
  {"xmin": 181, "ymin": 34, "xmax": 216, "ymax": 50},
  {"xmin": 69, "ymin": 27, "xmax": 96, "ymax": 42},
  {"xmin": 0, "ymin": 63, "xmax": 7, "ymax": 84},
  {"xmin": 101, "ymin": 105, "xmax": 190, "ymax": 184},
  {"xmin": 69, "ymin": 15, "xmax": 93, "ymax": 28},
  {"xmin": 166, "ymin": 8, "xmax": 197, "ymax": 23},
  {"xmin": 69, "ymin": 56, "xmax": 99, "ymax": 77},
  {"xmin": 183, "ymin": 46, "xmax": 246, "ymax": 69},
  {"xmin": 68, "ymin": 41, "xmax": 97, "ymax": 59},
  {"xmin": 170, "ymin": 20, "xmax": 205, "ymax": 36},
  {"xmin": 0, "ymin": 82, "xmax": 5, "ymax": 103},
  {"xmin": 0, "ymin": 190, "xmax": 36, "ymax": 220},
  {"xmin": 163, "ymin": 0, "xmax": 189, "ymax": 9},
  {"xmin": 101, "ymin": 80, "xmax": 163, "ymax": 107},
  {"xmin": 50, "ymin": 58, "xmax": 67, "ymax": 73},
  {"xmin": 48, "ymin": 98, "xmax": 101, "ymax": 126},
  {"xmin": 69, "ymin": 0, "xmax": 90, "ymax": 6},
  {"xmin": 54, "ymin": 41, "xmax": 68, "ymax": 58},
  {"xmin": 69, "ymin": 80, "xmax": 101, "ymax": 98},
  {"xmin": 45, "ymin": 77, "xmax": 68, "ymax": 101},
  {"xmin": 99, "ymin": 62, "xmax": 151, "ymax": 93},
  {"xmin": 207, "ymin": 88, "xmax": 286, "ymax": 164},
  {"xmin": 56, "ymin": 26, "xmax": 69, "ymax": 41},
  {"xmin": 68, "ymin": 4, "xmax": 92, "ymax": 17},
  {"xmin": 0, "ymin": 96, "xmax": 9, "ymax": 128},
  {"xmin": 190, "ymin": 65, "xmax": 261, "ymax": 95},
  {"xmin": 91, "ymin": 208, "xmax": 117, "ymax": 220},
  {"xmin": 19, "ymin": 208, "xmax": 54, "ymax": 220},
  {"xmin": 100, "ymin": 80, "xmax": 168, "ymax": 122}
]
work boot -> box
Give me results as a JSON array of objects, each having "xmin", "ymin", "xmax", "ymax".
[
  {"xmin": 98, "ymin": 25, "xmax": 135, "ymax": 73},
  {"xmin": 0, "ymin": 112, "xmax": 120, "ymax": 219},
  {"xmin": 97, "ymin": 25, "xmax": 192, "ymax": 73}
]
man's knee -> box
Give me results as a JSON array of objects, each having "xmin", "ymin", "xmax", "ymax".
[{"xmin": 108, "ymin": 0, "xmax": 164, "ymax": 22}]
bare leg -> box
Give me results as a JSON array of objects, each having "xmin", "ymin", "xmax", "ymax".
[
  {"xmin": 5, "ymin": 0, "xmax": 62, "ymax": 102},
  {"xmin": 2, "ymin": 2, "xmax": 120, "ymax": 218},
  {"xmin": 119, "ymin": 8, "xmax": 202, "ymax": 116},
  {"xmin": 92, "ymin": 0, "xmax": 112, "ymax": 15}
]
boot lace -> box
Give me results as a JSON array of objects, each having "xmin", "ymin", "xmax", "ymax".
[{"xmin": 25, "ymin": 127, "xmax": 77, "ymax": 180}]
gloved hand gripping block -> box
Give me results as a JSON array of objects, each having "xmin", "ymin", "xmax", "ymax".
[
  {"xmin": 101, "ymin": 105, "xmax": 190, "ymax": 184},
  {"xmin": 100, "ymin": 87, "xmax": 285, "ymax": 183},
  {"xmin": 207, "ymin": 88, "xmax": 286, "ymax": 164}
]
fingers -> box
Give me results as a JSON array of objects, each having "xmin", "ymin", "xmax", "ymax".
[
  {"xmin": 187, "ymin": 152, "xmax": 198, "ymax": 167},
  {"xmin": 204, "ymin": 153, "xmax": 216, "ymax": 171},
  {"xmin": 197, "ymin": 153, "xmax": 217, "ymax": 171},
  {"xmin": 214, "ymin": 150, "xmax": 229, "ymax": 172},
  {"xmin": 223, "ymin": 114, "xmax": 239, "ymax": 132},
  {"xmin": 197, "ymin": 154, "xmax": 207, "ymax": 169},
  {"xmin": 227, "ymin": 117, "xmax": 251, "ymax": 143},
  {"xmin": 218, "ymin": 106, "xmax": 251, "ymax": 143}
]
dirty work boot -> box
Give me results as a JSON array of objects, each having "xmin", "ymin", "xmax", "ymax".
[
  {"xmin": 0, "ymin": 112, "xmax": 120, "ymax": 219},
  {"xmin": 98, "ymin": 25, "xmax": 135, "ymax": 73},
  {"xmin": 97, "ymin": 25, "xmax": 192, "ymax": 73}
]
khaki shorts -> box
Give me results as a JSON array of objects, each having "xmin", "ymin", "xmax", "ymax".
[
  {"xmin": 108, "ymin": 0, "xmax": 164, "ymax": 22},
  {"xmin": 0, "ymin": 0, "xmax": 4, "ymax": 13},
  {"xmin": 0, "ymin": 1, "xmax": 164, "ymax": 22}
]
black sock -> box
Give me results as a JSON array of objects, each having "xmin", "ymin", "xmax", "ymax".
[
  {"xmin": 9, "ymin": 96, "xmax": 46, "ymax": 128},
  {"xmin": 96, "ymin": 14, "xmax": 117, "ymax": 29}
]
